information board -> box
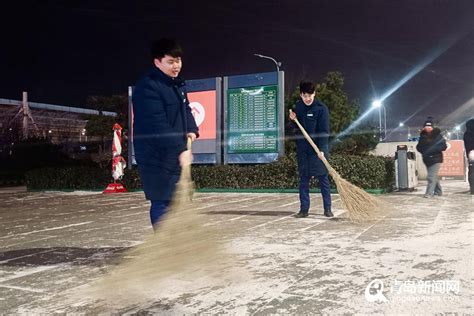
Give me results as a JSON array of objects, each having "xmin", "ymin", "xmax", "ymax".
[
  {"xmin": 227, "ymin": 85, "xmax": 278, "ymax": 153},
  {"xmin": 439, "ymin": 140, "xmax": 465, "ymax": 179},
  {"xmin": 188, "ymin": 90, "xmax": 217, "ymax": 141}
]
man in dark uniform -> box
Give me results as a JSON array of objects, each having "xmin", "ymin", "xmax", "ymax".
[
  {"xmin": 132, "ymin": 38, "xmax": 199, "ymax": 230},
  {"xmin": 289, "ymin": 81, "xmax": 333, "ymax": 218},
  {"xmin": 464, "ymin": 118, "xmax": 474, "ymax": 194}
]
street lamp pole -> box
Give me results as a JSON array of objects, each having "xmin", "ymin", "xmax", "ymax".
[
  {"xmin": 455, "ymin": 125, "xmax": 461, "ymax": 140},
  {"xmin": 372, "ymin": 100, "xmax": 385, "ymax": 141},
  {"xmin": 383, "ymin": 105, "xmax": 386, "ymax": 140},
  {"xmin": 253, "ymin": 53, "xmax": 281, "ymax": 71},
  {"xmin": 378, "ymin": 107, "xmax": 383, "ymax": 141}
]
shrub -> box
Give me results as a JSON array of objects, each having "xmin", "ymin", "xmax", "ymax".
[
  {"xmin": 26, "ymin": 153, "xmax": 394, "ymax": 191},
  {"xmin": 26, "ymin": 166, "xmax": 110, "ymax": 190}
]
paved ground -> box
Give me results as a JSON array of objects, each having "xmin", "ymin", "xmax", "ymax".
[{"xmin": 0, "ymin": 181, "xmax": 473, "ymax": 315}]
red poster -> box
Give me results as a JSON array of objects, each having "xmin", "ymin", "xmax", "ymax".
[
  {"xmin": 439, "ymin": 140, "xmax": 465, "ymax": 177},
  {"xmin": 187, "ymin": 90, "xmax": 216, "ymax": 140}
]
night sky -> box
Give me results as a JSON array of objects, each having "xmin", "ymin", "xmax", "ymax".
[{"xmin": 1, "ymin": 0, "xmax": 473, "ymax": 129}]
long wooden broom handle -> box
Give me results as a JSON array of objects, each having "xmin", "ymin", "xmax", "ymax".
[
  {"xmin": 179, "ymin": 136, "xmax": 193, "ymax": 181},
  {"xmin": 289, "ymin": 109, "xmax": 334, "ymax": 172},
  {"xmin": 187, "ymin": 136, "xmax": 193, "ymax": 151}
]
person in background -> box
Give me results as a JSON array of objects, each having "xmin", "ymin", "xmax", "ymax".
[
  {"xmin": 416, "ymin": 120, "xmax": 447, "ymax": 198},
  {"xmin": 463, "ymin": 118, "xmax": 474, "ymax": 194}
]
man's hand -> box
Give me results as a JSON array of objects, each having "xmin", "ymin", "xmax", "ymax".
[
  {"xmin": 289, "ymin": 110, "xmax": 296, "ymax": 121},
  {"xmin": 187, "ymin": 132, "xmax": 197, "ymax": 142}
]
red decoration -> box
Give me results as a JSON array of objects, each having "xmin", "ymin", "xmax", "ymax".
[{"xmin": 103, "ymin": 123, "xmax": 128, "ymax": 194}]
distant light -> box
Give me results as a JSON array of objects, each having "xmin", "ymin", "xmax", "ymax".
[
  {"xmin": 408, "ymin": 133, "xmax": 411, "ymax": 137},
  {"xmin": 455, "ymin": 125, "xmax": 461, "ymax": 131},
  {"xmin": 372, "ymin": 100, "xmax": 382, "ymax": 108},
  {"xmin": 447, "ymin": 132, "xmax": 452, "ymax": 136},
  {"xmin": 9, "ymin": 128, "xmax": 12, "ymax": 131},
  {"xmin": 48, "ymin": 130, "xmax": 52, "ymax": 134},
  {"xmin": 399, "ymin": 122, "xmax": 404, "ymax": 127}
]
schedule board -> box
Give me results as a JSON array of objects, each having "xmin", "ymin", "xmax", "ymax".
[
  {"xmin": 227, "ymin": 85, "xmax": 278, "ymax": 153},
  {"xmin": 224, "ymin": 71, "xmax": 285, "ymax": 164}
]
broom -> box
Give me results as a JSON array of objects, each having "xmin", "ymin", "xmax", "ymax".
[
  {"xmin": 289, "ymin": 109, "xmax": 379, "ymax": 220},
  {"xmin": 81, "ymin": 137, "xmax": 223, "ymax": 305}
]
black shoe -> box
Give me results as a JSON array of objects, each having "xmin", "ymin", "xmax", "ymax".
[
  {"xmin": 295, "ymin": 211, "xmax": 309, "ymax": 218},
  {"xmin": 324, "ymin": 210, "xmax": 334, "ymax": 217}
]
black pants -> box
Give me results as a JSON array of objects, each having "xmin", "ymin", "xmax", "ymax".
[{"xmin": 469, "ymin": 162, "xmax": 474, "ymax": 194}]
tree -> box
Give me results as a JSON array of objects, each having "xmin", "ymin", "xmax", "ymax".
[
  {"xmin": 86, "ymin": 95, "xmax": 128, "ymax": 115},
  {"xmin": 315, "ymin": 71, "xmax": 359, "ymax": 134},
  {"xmin": 84, "ymin": 94, "xmax": 128, "ymax": 139},
  {"xmin": 82, "ymin": 94, "xmax": 129, "ymax": 165}
]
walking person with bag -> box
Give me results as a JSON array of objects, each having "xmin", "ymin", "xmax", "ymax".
[{"xmin": 416, "ymin": 120, "xmax": 447, "ymax": 198}]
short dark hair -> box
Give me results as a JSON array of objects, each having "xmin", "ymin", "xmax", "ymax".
[
  {"xmin": 151, "ymin": 38, "xmax": 183, "ymax": 60},
  {"xmin": 299, "ymin": 81, "xmax": 316, "ymax": 94}
]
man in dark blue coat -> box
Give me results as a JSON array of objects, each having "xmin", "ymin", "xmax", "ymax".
[
  {"xmin": 289, "ymin": 81, "xmax": 333, "ymax": 218},
  {"xmin": 132, "ymin": 38, "xmax": 199, "ymax": 230},
  {"xmin": 464, "ymin": 118, "xmax": 474, "ymax": 194}
]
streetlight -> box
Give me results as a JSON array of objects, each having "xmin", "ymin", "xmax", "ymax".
[
  {"xmin": 80, "ymin": 128, "xmax": 87, "ymax": 142},
  {"xmin": 399, "ymin": 122, "xmax": 411, "ymax": 141},
  {"xmin": 253, "ymin": 53, "xmax": 282, "ymax": 71},
  {"xmin": 455, "ymin": 125, "xmax": 461, "ymax": 139},
  {"xmin": 372, "ymin": 99, "xmax": 386, "ymax": 141}
]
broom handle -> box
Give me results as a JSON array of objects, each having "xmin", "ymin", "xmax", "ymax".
[
  {"xmin": 187, "ymin": 136, "xmax": 193, "ymax": 151},
  {"xmin": 289, "ymin": 109, "xmax": 334, "ymax": 173},
  {"xmin": 181, "ymin": 136, "xmax": 193, "ymax": 181}
]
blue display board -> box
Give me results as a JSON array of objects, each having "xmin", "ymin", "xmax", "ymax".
[{"xmin": 224, "ymin": 71, "xmax": 285, "ymax": 164}]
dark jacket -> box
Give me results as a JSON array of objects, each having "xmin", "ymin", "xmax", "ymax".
[
  {"xmin": 464, "ymin": 119, "xmax": 474, "ymax": 159},
  {"xmin": 416, "ymin": 127, "xmax": 447, "ymax": 167},
  {"xmin": 293, "ymin": 99, "xmax": 330, "ymax": 177},
  {"xmin": 132, "ymin": 67, "xmax": 199, "ymax": 201}
]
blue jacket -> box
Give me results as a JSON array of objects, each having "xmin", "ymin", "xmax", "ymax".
[
  {"xmin": 132, "ymin": 67, "xmax": 199, "ymax": 200},
  {"xmin": 293, "ymin": 99, "xmax": 330, "ymax": 177}
]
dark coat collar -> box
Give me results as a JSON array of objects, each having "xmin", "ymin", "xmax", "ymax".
[
  {"xmin": 148, "ymin": 66, "xmax": 185, "ymax": 87},
  {"xmin": 297, "ymin": 99, "xmax": 323, "ymax": 108}
]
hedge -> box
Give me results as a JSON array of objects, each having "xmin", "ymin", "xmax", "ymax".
[
  {"xmin": 25, "ymin": 153, "xmax": 394, "ymax": 191},
  {"xmin": 26, "ymin": 166, "xmax": 110, "ymax": 191},
  {"xmin": 0, "ymin": 171, "xmax": 25, "ymax": 187}
]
